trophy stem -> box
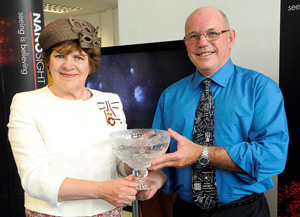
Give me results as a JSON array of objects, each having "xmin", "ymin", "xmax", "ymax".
[{"xmin": 132, "ymin": 168, "xmax": 151, "ymax": 190}]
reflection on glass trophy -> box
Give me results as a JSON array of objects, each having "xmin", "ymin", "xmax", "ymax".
[{"xmin": 109, "ymin": 129, "xmax": 170, "ymax": 190}]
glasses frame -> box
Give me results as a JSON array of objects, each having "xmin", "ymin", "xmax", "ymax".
[{"xmin": 184, "ymin": 29, "xmax": 230, "ymax": 43}]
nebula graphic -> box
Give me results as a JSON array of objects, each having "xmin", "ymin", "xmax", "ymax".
[{"xmin": 134, "ymin": 86, "xmax": 145, "ymax": 103}]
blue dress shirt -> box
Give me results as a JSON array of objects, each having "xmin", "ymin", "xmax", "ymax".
[{"xmin": 152, "ymin": 59, "xmax": 289, "ymax": 204}]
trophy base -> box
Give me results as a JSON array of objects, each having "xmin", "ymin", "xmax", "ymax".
[{"xmin": 137, "ymin": 179, "xmax": 157, "ymax": 191}]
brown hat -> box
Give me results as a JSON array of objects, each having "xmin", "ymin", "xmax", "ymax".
[{"xmin": 39, "ymin": 16, "xmax": 101, "ymax": 51}]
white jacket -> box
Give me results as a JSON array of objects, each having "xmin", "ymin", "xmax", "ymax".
[{"xmin": 8, "ymin": 86, "xmax": 127, "ymax": 216}]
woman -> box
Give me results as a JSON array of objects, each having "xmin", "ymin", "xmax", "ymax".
[{"xmin": 7, "ymin": 16, "xmax": 137, "ymax": 217}]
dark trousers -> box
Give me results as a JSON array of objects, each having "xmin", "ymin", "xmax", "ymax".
[{"xmin": 173, "ymin": 194, "xmax": 270, "ymax": 217}]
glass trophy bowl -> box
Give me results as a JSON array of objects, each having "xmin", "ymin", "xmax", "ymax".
[{"xmin": 109, "ymin": 129, "xmax": 170, "ymax": 190}]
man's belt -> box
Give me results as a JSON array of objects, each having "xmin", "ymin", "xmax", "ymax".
[{"xmin": 212, "ymin": 193, "xmax": 262, "ymax": 212}]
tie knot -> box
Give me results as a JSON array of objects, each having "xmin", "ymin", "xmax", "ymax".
[{"xmin": 202, "ymin": 79, "xmax": 211, "ymax": 86}]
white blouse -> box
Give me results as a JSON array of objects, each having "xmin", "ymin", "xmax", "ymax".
[{"xmin": 8, "ymin": 86, "xmax": 127, "ymax": 216}]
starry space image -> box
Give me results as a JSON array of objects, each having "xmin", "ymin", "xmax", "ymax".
[{"xmin": 86, "ymin": 42, "xmax": 195, "ymax": 129}]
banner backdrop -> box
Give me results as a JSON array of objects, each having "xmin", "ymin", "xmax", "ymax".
[
  {"xmin": 278, "ymin": 1, "xmax": 300, "ymax": 217},
  {"xmin": 0, "ymin": 0, "xmax": 46, "ymax": 216}
]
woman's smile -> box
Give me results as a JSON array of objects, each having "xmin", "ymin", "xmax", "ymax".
[{"xmin": 60, "ymin": 73, "xmax": 78, "ymax": 78}]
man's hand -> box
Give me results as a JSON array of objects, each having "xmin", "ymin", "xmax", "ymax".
[
  {"xmin": 136, "ymin": 170, "xmax": 167, "ymax": 201},
  {"xmin": 149, "ymin": 128, "xmax": 202, "ymax": 170}
]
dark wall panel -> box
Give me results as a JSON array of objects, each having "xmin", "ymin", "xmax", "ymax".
[
  {"xmin": 0, "ymin": 0, "xmax": 46, "ymax": 215},
  {"xmin": 278, "ymin": 1, "xmax": 300, "ymax": 216}
]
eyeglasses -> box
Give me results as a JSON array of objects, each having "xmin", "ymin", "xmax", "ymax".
[{"xmin": 185, "ymin": 30, "xmax": 230, "ymax": 43}]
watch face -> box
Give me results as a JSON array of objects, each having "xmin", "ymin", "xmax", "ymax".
[{"xmin": 199, "ymin": 158, "xmax": 209, "ymax": 165}]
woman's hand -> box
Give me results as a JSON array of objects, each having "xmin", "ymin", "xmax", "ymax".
[{"xmin": 99, "ymin": 175, "xmax": 138, "ymax": 208}]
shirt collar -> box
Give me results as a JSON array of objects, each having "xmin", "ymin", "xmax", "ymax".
[{"xmin": 192, "ymin": 58, "xmax": 234, "ymax": 89}]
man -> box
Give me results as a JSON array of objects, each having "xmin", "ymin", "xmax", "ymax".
[{"xmin": 137, "ymin": 6, "xmax": 289, "ymax": 217}]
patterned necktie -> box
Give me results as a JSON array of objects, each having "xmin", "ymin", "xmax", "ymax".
[{"xmin": 192, "ymin": 78, "xmax": 218, "ymax": 210}]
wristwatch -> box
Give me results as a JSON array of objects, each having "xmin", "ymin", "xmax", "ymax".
[{"xmin": 197, "ymin": 145, "xmax": 210, "ymax": 166}]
